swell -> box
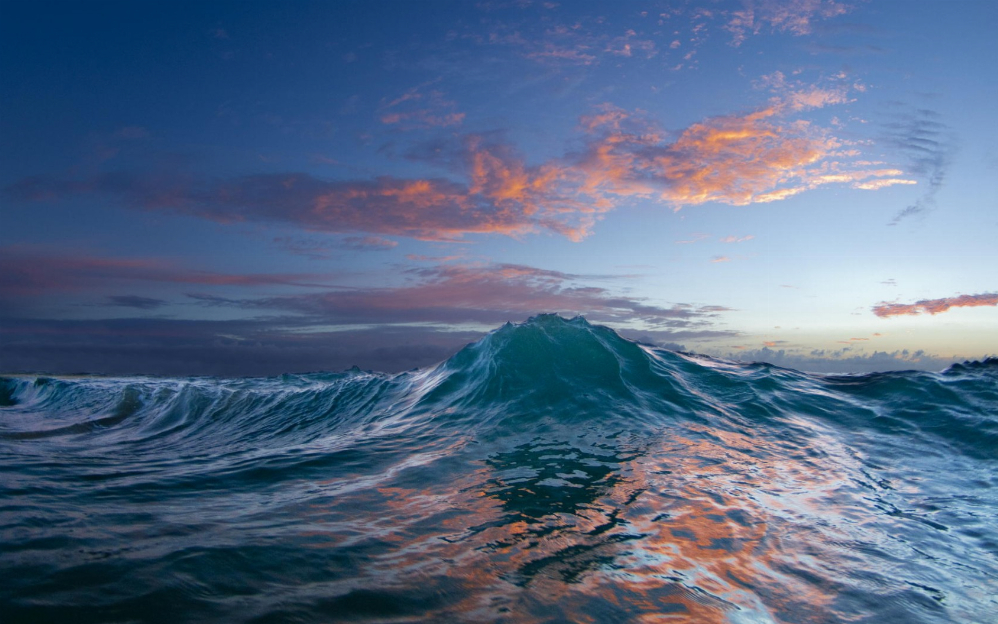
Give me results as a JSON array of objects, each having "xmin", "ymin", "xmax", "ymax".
[
  {"xmin": 1, "ymin": 316, "xmax": 996, "ymax": 458},
  {"xmin": 1, "ymin": 315, "xmax": 997, "ymax": 623}
]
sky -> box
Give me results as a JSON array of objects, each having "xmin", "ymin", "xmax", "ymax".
[{"xmin": 1, "ymin": 0, "xmax": 996, "ymax": 376}]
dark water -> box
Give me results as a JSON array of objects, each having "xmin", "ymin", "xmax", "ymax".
[{"xmin": 2, "ymin": 315, "xmax": 996, "ymax": 623}]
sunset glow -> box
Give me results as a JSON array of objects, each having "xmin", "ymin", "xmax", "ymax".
[{"xmin": 2, "ymin": 0, "xmax": 996, "ymax": 375}]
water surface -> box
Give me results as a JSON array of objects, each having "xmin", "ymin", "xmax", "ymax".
[{"xmin": 2, "ymin": 315, "xmax": 996, "ymax": 622}]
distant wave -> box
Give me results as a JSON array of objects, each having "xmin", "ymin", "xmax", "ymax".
[{"xmin": 2, "ymin": 315, "xmax": 996, "ymax": 622}]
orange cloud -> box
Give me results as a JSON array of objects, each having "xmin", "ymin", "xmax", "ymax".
[
  {"xmin": 574, "ymin": 102, "xmax": 914, "ymax": 209},
  {"xmin": 8, "ymin": 100, "xmax": 913, "ymax": 243},
  {"xmin": 580, "ymin": 107, "xmax": 818, "ymax": 206},
  {"xmin": 873, "ymin": 293, "xmax": 998, "ymax": 318}
]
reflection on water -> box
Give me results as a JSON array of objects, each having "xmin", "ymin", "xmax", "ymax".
[
  {"xmin": 474, "ymin": 439, "xmax": 644, "ymax": 586},
  {"xmin": 285, "ymin": 426, "xmax": 857, "ymax": 623},
  {"xmin": 2, "ymin": 318, "xmax": 997, "ymax": 623}
]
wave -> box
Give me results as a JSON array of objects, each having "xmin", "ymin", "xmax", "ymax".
[{"xmin": 1, "ymin": 315, "xmax": 996, "ymax": 622}]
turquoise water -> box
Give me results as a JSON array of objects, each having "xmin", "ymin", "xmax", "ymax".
[{"xmin": 2, "ymin": 315, "xmax": 996, "ymax": 623}]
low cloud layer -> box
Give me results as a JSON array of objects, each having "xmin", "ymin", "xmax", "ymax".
[
  {"xmin": 725, "ymin": 345, "xmax": 972, "ymax": 374},
  {"xmin": 0, "ymin": 247, "xmax": 735, "ymax": 374},
  {"xmin": 187, "ymin": 262, "xmax": 731, "ymax": 330},
  {"xmin": 0, "ymin": 246, "xmax": 339, "ymax": 298}
]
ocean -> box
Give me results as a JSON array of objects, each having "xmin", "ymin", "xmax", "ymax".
[{"xmin": 2, "ymin": 314, "xmax": 996, "ymax": 623}]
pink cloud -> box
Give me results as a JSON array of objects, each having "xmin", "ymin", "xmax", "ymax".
[
  {"xmin": 719, "ymin": 235, "xmax": 754, "ymax": 243},
  {"xmin": 379, "ymin": 84, "xmax": 465, "ymax": 129},
  {"xmin": 783, "ymin": 86, "xmax": 850, "ymax": 111},
  {"xmin": 574, "ymin": 103, "xmax": 910, "ymax": 209},
  {"xmin": 8, "ymin": 101, "xmax": 913, "ymax": 242},
  {"xmin": 873, "ymin": 293, "xmax": 998, "ymax": 318},
  {"xmin": 380, "ymin": 111, "xmax": 465, "ymax": 128},
  {"xmin": 725, "ymin": 0, "xmax": 851, "ymax": 46},
  {"xmin": 235, "ymin": 262, "xmax": 734, "ymax": 330}
]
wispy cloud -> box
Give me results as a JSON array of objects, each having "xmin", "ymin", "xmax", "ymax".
[
  {"xmin": 676, "ymin": 233, "xmax": 711, "ymax": 244},
  {"xmin": 575, "ymin": 102, "xmax": 905, "ymax": 208},
  {"xmin": 106, "ymin": 295, "xmax": 167, "ymax": 309},
  {"xmin": 470, "ymin": 9, "xmax": 663, "ymax": 69},
  {"xmin": 342, "ymin": 236, "xmax": 398, "ymax": 251},
  {"xmin": 0, "ymin": 256, "xmax": 736, "ymax": 374},
  {"xmin": 273, "ymin": 237, "xmax": 338, "ymax": 260},
  {"xmin": 873, "ymin": 293, "xmax": 998, "ymax": 318},
  {"xmin": 193, "ymin": 262, "xmax": 732, "ymax": 330},
  {"xmin": 719, "ymin": 235, "xmax": 754, "ymax": 243},
  {"xmin": 725, "ymin": 0, "xmax": 852, "ymax": 46},
  {"xmin": 881, "ymin": 106, "xmax": 956, "ymax": 225},
  {"xmin": 6, "ymin": 170, "xmax": 546, "ymax": 242},
  {"xmin": 379, "ymin": 82, "xmax": 465, "ymax": 128},
  {"xmin": 854, "ymin": 178, "xmax": 917, "ymax": 190},
  {"xmin": 836, "ymin": 337, "xmax": 869, "ymax": 344},
  {"xmin": 8, "ymin": 97, "xmax": 913, "ymax": 242},
  {"xmin": 0, "ymin": 316, "xmax": 485, "ymax": 376},
  {"xmin": 0, "ymin": 246, "xmax": 339, "ymax": 297},
  {"xmin": 753, "ymin": 70, "xmax": 860, "ymax": 114}
]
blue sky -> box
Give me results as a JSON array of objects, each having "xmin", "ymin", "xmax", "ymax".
[{"xmin": 2, "ymin": 0, "xmax": 996, "ymax": 375}]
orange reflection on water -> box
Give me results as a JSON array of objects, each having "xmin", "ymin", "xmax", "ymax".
[
  {"xmin": 287, "ymin": 425, "xmax": 860, "ymax": 622},
  {"xmin": 610, "ymin": 423, "xmax": 857, "ymax": 622}
]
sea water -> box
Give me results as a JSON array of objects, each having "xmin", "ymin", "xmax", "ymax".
[{"xmin": 2, "ymin": 315, "xmax": 996, "ymax": 623}]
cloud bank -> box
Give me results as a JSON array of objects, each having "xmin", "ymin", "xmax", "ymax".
[{"xmin": 8, "ymin": 98, "xmax": 913, "ymax": 243}]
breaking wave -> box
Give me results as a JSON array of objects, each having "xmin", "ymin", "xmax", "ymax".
[{"xmin": 2, "ymin": 315, "xmax": 996, "ymax": 622}]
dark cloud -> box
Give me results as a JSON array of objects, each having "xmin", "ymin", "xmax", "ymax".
[
  {"xmin": 341, "ymin": 236, "xmax": 398, "ymax": 251},
  {"xmin": 0, "ymin": 247, "xmax": 734, "ymax": 375},
  {"xmin": 106, "ymin": 295, "xmax": 167, "ymax": 309},
  {"xmin": 881, "ymin": 106, "xmax": 957, "ymax": 225},
  {"xmin": 272, "ymin": 237, "xmax": 339, "ymax": 260},
  {"xmin": 184, "ymin": 262, "xmax": 731, "ymax": 330},
  {"xmin": 0, "ymin": 246, "xmax": 341, "ymax": 297},
  {"xmin": 3, "ymin": 140, "xmax": 587, "ymax": 240},
  {"xmin": 0, "ymin": 245, "xmax": 731, "ymax": 332}
]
